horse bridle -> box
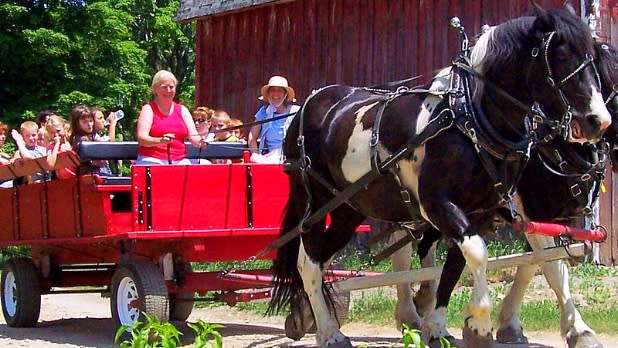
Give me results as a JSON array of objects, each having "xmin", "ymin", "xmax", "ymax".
[{"xmin": 531, "ymin": 31, "xmax": 599, "ymax": 140}]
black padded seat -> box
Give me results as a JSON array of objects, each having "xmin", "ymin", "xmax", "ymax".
[
  {"xmin": 78, "ymin": 141, "xmax": 247, "ymax": 161},
  {"xmin": 99, "ymin": 176, "xmax": 131, "ymax": 185}
]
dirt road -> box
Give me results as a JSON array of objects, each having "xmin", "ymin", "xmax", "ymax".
[{"xmin": 0, "ymin": 293, "xmax": 616, "ymax": 347}]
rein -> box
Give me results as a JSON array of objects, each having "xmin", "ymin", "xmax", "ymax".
[{"xmin": 212, "ymin": 111, "xmax": 297, "ymax": 134}]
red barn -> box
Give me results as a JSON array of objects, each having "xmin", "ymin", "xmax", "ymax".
[{"xmin": 175, "ymin": 0, "xmax": 618, "ymax": 264}]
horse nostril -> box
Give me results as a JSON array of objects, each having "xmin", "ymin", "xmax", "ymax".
[{"xmin": 588, "ymin": 114, "xmax": 610, "ymax": 131}]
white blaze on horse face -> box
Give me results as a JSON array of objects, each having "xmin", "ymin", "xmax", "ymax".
[
  {"xmin": 568, "ymin": 85, "xmax": 611, "ymax": 143},
  {"xmin": 588, "ymin": 84, "xmax": 612, "ymax": 129},
  {"xmin": 341, "ymin": 101, "xmax": 381, "ymax": 183}
]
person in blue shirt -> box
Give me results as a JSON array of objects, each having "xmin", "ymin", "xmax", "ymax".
[{"xmin": 247, "ymin": 75, "xmax": 300, "ymax": 163}]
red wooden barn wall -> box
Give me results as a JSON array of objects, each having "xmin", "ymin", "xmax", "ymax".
[
  {"xmin": 597, "ymin": 0, "xmax": 618, "ymax": 265},
  {"xmin": 192, "ymin": 0, "xmax": 618, "ymax": 265},
  {"xmin": 194, "ymin": 0, "xmax": 577, "ymax": 121}
]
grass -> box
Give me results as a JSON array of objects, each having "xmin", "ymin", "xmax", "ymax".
[
  {"xmin": 343, "ymin": 260, "xmax": 618, "ymax": 335},
  {"xmin": 348, "ymin": 289, "xmax": 397, "ymax": 324},
  {"xmin": 226, "ymin": 239, "xmax": 618, "ymax": 336}
]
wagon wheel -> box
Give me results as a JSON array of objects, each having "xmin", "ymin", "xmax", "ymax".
[
  {"xmin": 111, "ymin": 261, "xmax": 169, "ymax": 329},
  {"xmin": 1, "ymin": 257, "xmax": 41, "ymax": 327},
  {"xmin": 169, "ymin": 263, "xmax": 194, "ymax": 321}
]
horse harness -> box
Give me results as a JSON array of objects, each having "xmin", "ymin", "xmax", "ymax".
[{"xmin": 255, "ymin": 29, "xmax": 606, "ymax": 260}]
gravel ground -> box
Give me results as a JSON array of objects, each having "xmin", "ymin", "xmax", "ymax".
[{"xmin": 1, "ymin": 292, "xmax": 617, "ymax": 347}]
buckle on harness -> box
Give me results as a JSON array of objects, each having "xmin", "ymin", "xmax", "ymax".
[
  {"xmin": 400, "ymin": 189, "xmax": 412, "ymax": 204},
  {"xmin": 571, "ymin": 183, "xmax": 582, "ymax": 197},
  {"xmin": 370, "ymin": 133, "xmax": 379, "ymax": 147}
]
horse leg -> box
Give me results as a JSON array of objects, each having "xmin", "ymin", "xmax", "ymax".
[
  {"xmin": 390, "ymin": 229, "xmax": 422, "ymax": 330},
  {"xmin": 495, "ymin": 254, "xmax": 536, "ymax": 344},
  {"xmin": 391, "ymin": 227, "xmax": 440, "ymax": 331},
  {"xmin": 424, "ymin": 236, "xmax": 494, "ymax": 347},
  {"xmin": 297, "ymin": 239, "xmax": 349, "ymax": 347},
  {"xmin": 529, "ymin": 235, "xmax": 601, "ymax": 348},
  {"xmin": 298, "ymin": 205, "xmax": 364, "ymax": 347},
  {"xmin": 458, "ymin": 234, "xmax": 495, "ymax": 348},
  {"xmin": 414, "ymin": 231, "xmax": 439, "ymax": 318},
  {"xmin": 424, "ymin": 245, "xmax": 468, "ymax": 348}
]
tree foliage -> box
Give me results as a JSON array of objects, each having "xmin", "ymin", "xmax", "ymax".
[{"xmin": 0, "ymin": 0, "xmax": 195, "ymax": 138}]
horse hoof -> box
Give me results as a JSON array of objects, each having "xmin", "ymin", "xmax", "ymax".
[
  {"xmin": 413, "ymin": 287, "xmax": 436, "ymax": 318},
  {"xmin": 462, "ymin": 325, "xmax": 496, "ymax": 348},
  {"xmin": 567, "ymin": 331, "xmax": 603, "ymax": 348},
  {"xmin": 284, "ymin": 313, "xmax": 306, "ymax": 341},
  {"xmin": 285, "ymin": 294, "xmax": 316, "ymax": 340},
  {"xmin": 326, "ymin": 336, "xmax": 353, "ymax": 347},
  {"xmin": 428, "ymin": 335, "xmax": 467, "ymax": 348},
  {"xmin": 496, "ymin": 325, "xmax": 528, "ymax": 344}
]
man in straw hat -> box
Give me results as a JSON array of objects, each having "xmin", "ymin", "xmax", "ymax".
[{"xmin": 248, "ymin": 75, "xmax": 300, "ymax": 163}]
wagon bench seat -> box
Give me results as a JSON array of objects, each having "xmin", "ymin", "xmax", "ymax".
[{"xmin": 0, "ymin": 151, "xmax": 80, "ymax": 182}]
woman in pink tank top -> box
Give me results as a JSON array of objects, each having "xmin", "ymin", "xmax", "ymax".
[{"xmin": 136, "ymin": 70, "xmax": 206, "ymax": 164}]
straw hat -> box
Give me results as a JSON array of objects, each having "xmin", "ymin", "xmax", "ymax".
[{"xmin": 260, "ymin": 75, "xmax": 296, "ymax": 102}]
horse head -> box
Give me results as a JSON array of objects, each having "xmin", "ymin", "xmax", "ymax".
[
  {"xmin": 528, "ymin": 2, "xmax": 611, "ymax": 143},
  {"xmin": 594, "ymin": 41, "xmax": 618, "ymax": 170},
  {"xmin": 471, "ymin": 2, "xmax": 610, "ymax": 145}
]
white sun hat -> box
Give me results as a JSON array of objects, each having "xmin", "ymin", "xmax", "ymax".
[{"xmin": 260, "ymin": 75, "xmax": 296, "ymax": 102}]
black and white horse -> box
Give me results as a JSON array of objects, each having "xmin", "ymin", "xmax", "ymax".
[
  {"xmin": 268, "ymin": 3, "xmax": 611, "ymax": 347},
  {"xmin": 389, "ymin": 40, "xmax": 618, "ymax": 348}
]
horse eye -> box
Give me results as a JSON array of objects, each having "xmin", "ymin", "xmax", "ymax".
[{"xmin": 553, "ymin": 46, "xmax": 569, "ymax": 62}]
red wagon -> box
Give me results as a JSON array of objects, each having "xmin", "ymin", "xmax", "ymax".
[{"xmin": 0, "ymin": 141, "xmax": 364, "ymax": 329}]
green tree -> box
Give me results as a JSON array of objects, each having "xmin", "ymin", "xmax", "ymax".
[{"xmin": 0, "ymin": 0, "xmax": 195, "ymax": 137}]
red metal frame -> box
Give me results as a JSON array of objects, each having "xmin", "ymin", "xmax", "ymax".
[{"xmin": 512, "ymin": 221, "xmax": 607, "ymax": 242}]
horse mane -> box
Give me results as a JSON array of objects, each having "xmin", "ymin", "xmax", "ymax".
[
  {"xmin": 470, "ymin": 7, "xmax": 595, "ymax": 103},
  {"xmin": 470, "ymin": 17, "xmax": 534, "ymax": 101}
]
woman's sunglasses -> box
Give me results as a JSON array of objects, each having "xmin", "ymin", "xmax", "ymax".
[{"xmin": 194, "ymin": 119, "xmax": 210, "ymax": 124}]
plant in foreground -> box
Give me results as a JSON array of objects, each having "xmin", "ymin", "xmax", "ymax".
[
  {"xmin": 188, "ymin": 319, "xmax": 224, "ymax": 348},
  {"xmin": 115, "ymin": 312, "xmax": 182, "ymax": 348},
  {"xmin": 401, "ymin": 324, "xmax": 453, "ymax": 348}
]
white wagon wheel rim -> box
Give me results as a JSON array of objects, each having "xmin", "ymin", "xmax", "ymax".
[
  {"xmin": 116, "ymin": 276, "xmax": 140, "ymax": 326},
  {"xmin": 3, "ymin": 271, "xmax": 16, "ymax": 317}
]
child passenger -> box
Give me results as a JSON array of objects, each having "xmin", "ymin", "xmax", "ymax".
[
  {"xmin": 45, "ymin": 115, "xmax": 75, "ymax": 179},
  {"xmin": 11, "ymin": 121, "xmax": 47, "ymax": 183},
  {"xmin": 92, "ymin": 107, "xmax": 117, "ymax": 142},
  {"xmin": 91, "ymin": 107, "xmax": 116, "ymax": 175},
  {"xmin": 211, "ymin": 110, "xmax": 242, "ymax": 164},
  {"xmin": 228, "ymin": 118, "xmax": 246, "ymax": 143},
  {"xmin": 69, "ymin": 104, "xmax": 109, "ymax": 175},
  {"xmin": 69, "ymin": 104, "xmax": 95, "ymax": 147},
  {"xmin": 0, "ymin": 121, "xmax": 11, "ymax": 165},
  {"xmin": 212, "ymin": 110, "xmax": 239, "ymax": 142}
]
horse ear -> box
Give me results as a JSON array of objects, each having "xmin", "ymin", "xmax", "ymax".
[
  {"xmin": 531, "ymin": 0, "xmax": 553, "ymax": 33},
  {"xmin": 530, "ymin": 0, "xmax": 546, "ymax": 17},
  {"xmin": 563, "ymin": 1, "xmax": 577, "ymax": 16}
]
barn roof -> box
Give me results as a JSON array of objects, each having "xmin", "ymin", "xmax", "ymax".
[{"xmin": 174, "ymin": 0, "xmax": 293, "ymax": 23}]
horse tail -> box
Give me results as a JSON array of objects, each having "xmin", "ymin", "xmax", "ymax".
[{"xmin": 267, "ymin": 172, "xmax": 306, "ymax": 315}]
